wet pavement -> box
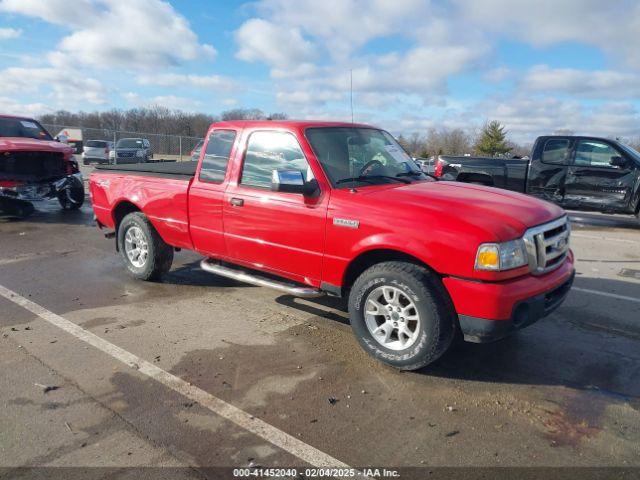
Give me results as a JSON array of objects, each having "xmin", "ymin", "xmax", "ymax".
[{"xmin": 0, "ymin": 191, "xmax": 639, "ymax": 476}]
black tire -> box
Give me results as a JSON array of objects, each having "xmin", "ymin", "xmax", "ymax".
[
  {"xmin": 58, "ymin": 176, "xmax": 85, "ymax": 210},
  {"xmin": 348, "ymin": 261, "xmax": 456, "ymax": 371},
  {"xmin": 117, "ymin": 212, "xmax": 173, "ymax": 281}
]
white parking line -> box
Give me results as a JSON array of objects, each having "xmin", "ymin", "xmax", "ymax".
[
  {"xmin": 573, "ymin": 287, "xmax": 640, "ymax": 304},
  {"xmin": 0, "ymin": 283, "xmax": 351, "ymax": 469}
]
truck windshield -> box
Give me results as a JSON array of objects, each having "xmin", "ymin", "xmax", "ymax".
[
  {"xmin": 618, "ymin": 142, "xmax": 640, "ymax": 162},
  {"xmin": 306, "ymin": 127, "xmax": 426, "ymax": 187},
  {"xmin": 117, "ymin": 139, "xmax": 143, "ymax": 148},
  {"xmin": 0, "ymin": 117, "xmax": 52, "ymax": 140}
]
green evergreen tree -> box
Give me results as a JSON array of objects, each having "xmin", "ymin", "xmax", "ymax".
[{"xmin": 475, "ymin": 120, "xmax": 512, "ymax": 157}]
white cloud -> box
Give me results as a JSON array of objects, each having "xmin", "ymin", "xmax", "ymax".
[
  {"xmin": 521, "ymin": 65, "xmax": 640, "ymax": 99},
  {"xmin": 483, "ymin": 67, "xmax": 511, "ymax": 84},
  {"xmin": 456, "ymin": 0, "xmax": 640, "ymax": 69},
  {"xmin": 249, "ymin": 0, "xmax": 431, "ymax": 60},
  {"xmin": 136, "ymin": 73, "xmax": 237, "ymax": 92},
  {"xmin": 236, "ymin": 18, "xmax": 316, "ymax": 77},
  {"xmin": 0, "ymin": 0, "xmax": 215, "ymax": 70},
  {"xmin": 0, "ymin": 66, "xmax": 106, "ymax": 104},
  {"xmin": 0, "ymin": 27, "xmax": 21, "ymax": 39},
  {"xmin": 276, "ymin": 89, "xmax": 344, "ymax": 107},
  {"xmin": 236, "ymin": 0, "xmax": 487, "ymax": 108},
  {"xmin": 0, "ymin": 96, "xmax": 52, "ymax": 116},
  {"xmin": 468, "ymin": 96, "xmax": 640, "ymax": 142},
  {"xmin": 0, "ymin": 0, "xmax": 97, "ymax": 27}
]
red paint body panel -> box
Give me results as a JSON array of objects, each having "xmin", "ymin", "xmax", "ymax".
[
  {"xmin": 90, "ymin": 173, "xmax": 193, "ymax": 250},
  {"xmin": 444, "ymin": 250, "xmax": 574, "ymax": 320},
  {"xmin": 90, "ymin": 120, "xmax": 575, "ymax": 323}
]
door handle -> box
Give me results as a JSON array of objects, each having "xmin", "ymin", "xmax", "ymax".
[{"xmin": 230, "ymin": 197, "xmax": 244, "ymax": 207}]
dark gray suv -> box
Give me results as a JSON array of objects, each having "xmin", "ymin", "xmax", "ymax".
[{"xmin": 114, "ymin": 138, "xmax": 152, "ymax": 164}]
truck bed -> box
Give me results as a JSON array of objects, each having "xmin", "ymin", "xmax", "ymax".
[{"xmin": 95, "ymin": 161, "xmax": 197, "ymax": 179}]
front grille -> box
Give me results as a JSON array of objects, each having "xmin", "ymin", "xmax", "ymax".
[
  {"xmin": 0, "ymin": 151, "xmax": 66, "ymax": 179},
  {"xmin": 523, "ymin": 216, "xmax": 570, "ymax": 275},
  {"xmin": 117, "ymin": 151, "xmax": 135, "ymax": 158}
]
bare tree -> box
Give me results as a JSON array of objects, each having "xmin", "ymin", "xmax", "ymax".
[{"xmin": 423, "ymin": 127, "xmax": 472, "ymax": 157}]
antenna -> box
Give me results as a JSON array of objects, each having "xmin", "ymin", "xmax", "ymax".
[{"xmin": 350, "ymin": 69, "xmax": 354, "ymax": 123}]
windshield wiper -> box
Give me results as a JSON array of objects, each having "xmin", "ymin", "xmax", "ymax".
[
  {"xmin": 397, "ymin": 170, "xmax": 438, "ymax": 181},
  {"xmin": 336, "ymin": 175, "xmax": 411, "ymax": 185}
]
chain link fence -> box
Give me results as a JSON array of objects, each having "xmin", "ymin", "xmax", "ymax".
[{"xmin": 42, "ymin": 124, "xmax": 203, "ymax": 162}]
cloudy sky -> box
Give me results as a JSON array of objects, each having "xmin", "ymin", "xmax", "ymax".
[{"xmin": 0, "ymin": 0, "xmax": 639, "ymax": 142}]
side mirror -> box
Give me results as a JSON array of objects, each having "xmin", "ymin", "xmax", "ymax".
[
  {"xmin": 610, "ymin": 156, "xmax": 628, "ymax": 168},
  {"xmin": 56, "ymin": 134, "xmax": 68, "ymax": 144},
  {"xmin": 271, "ymin": 169, "xmax": 306, "ymax": 194}
]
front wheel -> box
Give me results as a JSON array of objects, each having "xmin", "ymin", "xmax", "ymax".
[
  {"xmin": 58, "ymin": 176, "xmax": 85, "ymax": 210},
  {"xmin": 118, "ymin": 212, "xmax": 173, "ymax": 281},
  {"xmin": 348, "ymin": 261, "xmax": 456, "ymax": 370}
]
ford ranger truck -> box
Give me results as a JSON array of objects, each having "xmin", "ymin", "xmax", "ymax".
[
  {"xmin": 90, "ymin": 121, "xmax": 575, "ymax": 371},
  {"xmin": 1, "ymin": 114, "xmax": 83, "ymax": 217},
  {"xmin": 434, "ymin": 136, "xmax": 640, "ymax": 221}
]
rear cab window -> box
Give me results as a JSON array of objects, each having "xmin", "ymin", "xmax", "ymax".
[
  {"xmin": 541, "ymin": 138, "xmax": 571, "ymax": 165},
  {"xmin": 199, "ymin": 130, "xmax": 237, "ymax": 183}
]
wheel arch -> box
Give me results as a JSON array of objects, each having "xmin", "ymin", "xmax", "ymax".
[
  {"xmin": 342, "ymin": 248, "xmax": 440, "ymax": 294},
  {"xmin": 112, "ymin": 201, "xmax": 142, "ymax": 250}
]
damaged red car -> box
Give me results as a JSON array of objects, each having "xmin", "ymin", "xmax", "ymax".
[{"xmin": 0, "ymin": 114, "xmax": 84, "ymax": 217}]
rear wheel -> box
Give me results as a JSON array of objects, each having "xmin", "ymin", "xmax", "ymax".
[
  {"xmin": 58, "ymin": 176, "xmax": 85, "ymax": 210},
  {"xmin": 348, "ymin": 261, "xmax": 455, "ymax": 370},
  {"xmin": 118, "ymin": 212, "xmax": 173, "ymax": 281}
]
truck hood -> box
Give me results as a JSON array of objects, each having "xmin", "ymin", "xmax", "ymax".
[
  {"xmin": 361, "ymin": 180, "xmax": 565, "ymax": 241},
  {"xmin": 0, "ymin": 137, "xmax": 74, "ymax": 155}
]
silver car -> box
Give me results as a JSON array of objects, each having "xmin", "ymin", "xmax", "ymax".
[{"xmin": 82, "ymin": 140, "xmax": 114, "ymax": 165}]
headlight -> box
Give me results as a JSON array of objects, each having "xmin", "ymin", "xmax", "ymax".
[
  {"xmin": 475, "ymin": 239, "xmax": 528, "ymax": 271},
  {"xmin": 135, "ymin": 150, "xmax": 144, "ymax": 157}
]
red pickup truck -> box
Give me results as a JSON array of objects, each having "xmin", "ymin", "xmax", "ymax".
[
  {"xmin": 90, "ymin": 120, "xmax": 575, "ymax": 370},
  {"xmin": 1, "ymin": 114, "xmax": 83, "ymax": 217}
]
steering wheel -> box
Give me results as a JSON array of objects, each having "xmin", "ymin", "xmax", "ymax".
[{"xmin": 360, "ymin": 160, "xmax": 384, "ymax": 176}]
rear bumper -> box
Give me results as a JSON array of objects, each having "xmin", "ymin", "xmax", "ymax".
[{"xmin": 443, "ymin": 251, "xmax": 575, "ymax": 343}]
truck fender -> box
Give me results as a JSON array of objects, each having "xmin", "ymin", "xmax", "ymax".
[{"xmin": 341, "ymin": 234, "xmax": 442, "ymax": 289}]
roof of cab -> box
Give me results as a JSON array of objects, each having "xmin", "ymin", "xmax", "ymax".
[
  {"xmin": 0, "ymin": 113, "xmax": 37, "ymax": 121},
  {"xmin": 208, "ymin": 120, "xmax": 376, "ymax": 130}
]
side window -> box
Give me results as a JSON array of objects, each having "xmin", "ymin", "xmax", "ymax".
[
  {"xmin": 575, "ymin": 140, "xmax": 620, "ymax": 168},
  {"xmin": 541, "ymin": 139, "xmax": 570, "ymax": 165},
  {"xmin": 199, "ymin": 130, "xmax": 236, "ymax": 183},
  {"xmin": 240, "ymin": 131, "xmax": 313, "ymax": 189}
]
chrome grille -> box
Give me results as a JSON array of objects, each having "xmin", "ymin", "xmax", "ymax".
[{"xmin": 523, "ymin": 216, "xmax": 570, "ymax": 275}]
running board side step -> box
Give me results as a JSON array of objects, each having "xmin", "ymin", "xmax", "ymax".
[{"xmin": 200, "ymin": 259, "xmax": 325, "ymax": 298}]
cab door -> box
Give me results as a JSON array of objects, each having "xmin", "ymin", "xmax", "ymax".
[
  {"xmin": 564, "ymin": 138, "xmax": 634, "ymax": 211},
  {"xmin": 222, "ymin": 129, "xmax": 329, "ymax": 286},
  {"xmin": 526, "ymin": 137, "xmax": 572, "ymax": 205},
  {"xmin": 189, "ymin": 129, "xmax": 239, "ymax": 257}
]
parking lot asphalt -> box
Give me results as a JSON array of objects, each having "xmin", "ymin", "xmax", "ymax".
[{"xmin": 1, "ymin": 174, "xmax": 639, "ymax": 475}]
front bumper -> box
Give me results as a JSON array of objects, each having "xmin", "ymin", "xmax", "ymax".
[
  {"xmin": 458, "ymin": 270, "xmax": 575, "ymax": 342},
  {"xmin": 0, "ymin": 172, "xmax": 83, "ymax": 202},
  {"xmin": 443, "ymin": 251, "xmax": 575, "ymax": 343}
]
